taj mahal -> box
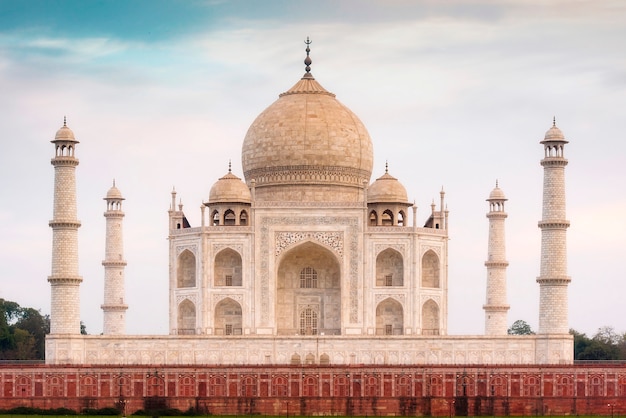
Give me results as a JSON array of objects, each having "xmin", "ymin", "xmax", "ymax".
[{"xmin": 45, "ymin": 41, "xmax": 573, "ymax": 366}]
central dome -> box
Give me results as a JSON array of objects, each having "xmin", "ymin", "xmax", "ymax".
[{"xmin": 241, "ymin": 69, "xmax": 374, "ymax": 202}]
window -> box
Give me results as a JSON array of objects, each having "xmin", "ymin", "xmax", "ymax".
[
  {"xmin": 225, "ymin": 324, "xmax": 233, "ymax": 335},
  {"xmin": 225, "ymin": 275, "xmax": 233, "ymax": 286},
  {"xmin": 300, "ymin": 267, "xmax": 318, "ymax": 288},
  {"xmin": 300, "ymin": 308, "xmax": 318, "ymax": 335},
  {"xmin": 385, "ymin": 324, "xmax": 393, "ymax": 335},
  {"xmin": 385, "ymin": 274, "xmax": 393, "ymax": 286}
]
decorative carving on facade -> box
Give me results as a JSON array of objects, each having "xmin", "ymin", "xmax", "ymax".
[
  {"xmin": 213, "ymin": 243, "xmax": 243, "ymax": 254},
  {"xmin": 255, "ymin": 201, "xmax": 365, "ymax": 208},
  {"xmin": 421, "ymin": 245, "xmax": 441, "ymax": 257},
  {"xmin": 212, "ymin": 293, "xmax": 244, "ymax": 305},
  {"xmin": 245, "ymin": 165, "xmax": 370, "ymax": 188},
  {"xmin": 421, "ymin": 295, "xmax": 441, "ymax": 305},
  {"xmin": 176, "ymin": 294, "xmax": 197, "ymax": 305},
  {"xmin": 176, "ymin": 245, "xmax": 197, "ymax": 256},
  {"xmin": 260, "ymin": 216, "xmax": 360, "ymax": 324},
  {"xmin": 374, "ymin": 294, "xmax": 405, "ymax": 305},
  {"xmin": 275, "ymin": 231, "xmax": 344, "ymax": 257},
  {"xmin": 374, "ymin": 243, "xmax": 406, "ymax": 256}
]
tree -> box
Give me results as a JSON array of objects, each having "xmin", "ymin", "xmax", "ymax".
[
  {"xmin": 508, "ymin": 320, "xmax": 535, "ymax": 335},
  {"xmin": 0, "ymin": 298, "xmax": 49, "ymax": 360},
  {"xmin": 571, "ymin": 327, "xmax": 625, "ymax": 360}
]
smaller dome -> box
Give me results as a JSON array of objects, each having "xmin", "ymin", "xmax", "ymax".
[
  {"xmin": 542, "ymin": 118, "xmax": 567, "ymax": 143},
  {"xmin": 487, "ymin": 182, "xmax": 507, "ymax": 201},
  {"xmin": 54, "ymin": 118, "xmax": 77, "ymax": 142},
  {"xmin": 368, "ymin": 169, "xmax": 409, "ymax": 204},
  {"xmin": 105, "ymin": 183, "xmax": 124, "ymax": 200},
  {"xmin": 209, "ymin": 170, "xmax": 251, "ymax": 204}
]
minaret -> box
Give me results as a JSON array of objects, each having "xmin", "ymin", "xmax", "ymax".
[
  {"xmin": 101, "ymin": 180, "xmax": 128, "ymax": 334},
  {"xmin": 483, "ymin": 181, "xmax": 510, "ymax": 335},
  {"xmin": 48, "ymin": 118, "xmax": 82, "ymax": 334},
  {"xmin": 537, "ymin": 119, "xmax": 570, "ymax": 334}
]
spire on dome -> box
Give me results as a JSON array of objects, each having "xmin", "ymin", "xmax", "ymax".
[
  {"xmin": 304, "ymin": 37, "xmax": 312, "ymax": 74},
  {"xmin": 63, "ymin": 116, "xmax": 67, "ymax": 127},
  {"xmin": 553, "ymin": 116, "xmax": 556, "ymax": 127},
  {"xmin": 385, "ymin": 160, "xmax": 388, "ymax": 174},
  {"xmin": 228, "ymin": 159, "xmax": 232, "ymax": 173}
]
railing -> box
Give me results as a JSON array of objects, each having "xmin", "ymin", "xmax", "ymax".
[
  {"xmin": 375, "ymin": 328, "xmax": 404, "ymax": 336},
  {"xmin": 422, "ymin": 329, "xmax": 440, "ymax": 335},
  {"xmin": 214, "ymin": 328, "xmax": 243, "ymax": 335}
]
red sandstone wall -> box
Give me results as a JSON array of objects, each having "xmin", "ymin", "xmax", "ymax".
[{"xmin": 1, "ymin": 364, "xmax": 624, "ymax": 416}]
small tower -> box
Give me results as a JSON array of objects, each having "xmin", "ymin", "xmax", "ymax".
[
  {"xmin": 101, "ymin": 181, "xmax": 128, "ymax": 334},
  {"xmin": 483, "ymin": 181, "xmax": 510, "ymax": 335},
  {"xmin": 537, "ymin": 119, "xmax": 571, "ymax": 334},
  {"xmin": 48, "ymin": 118, "xmax": 82, "ymax": 334}
]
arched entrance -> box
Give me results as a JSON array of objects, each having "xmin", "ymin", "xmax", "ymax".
[
  {"xmin": 214, "ymin": 298, "xmax": 242, "ymax": 335},
  {"xmin": 375, "ymin": 298, "xmax": 403, "ymax": 335},
  {"xmin": 276, "ymin": 241, "xmax": 341, "ymax": 335}
]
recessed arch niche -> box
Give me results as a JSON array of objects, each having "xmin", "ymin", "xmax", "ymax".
[{"xmin": 276, "ymin": 241, "xmax": 341, "ymax": 335}]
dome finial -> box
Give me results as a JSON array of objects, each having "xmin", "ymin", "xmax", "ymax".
[
  {"xmin": 228, "ymin": 159, "xmax": 232, "ymax": 173},
  {"xmin": 304, "ymin": 37, "xmax": 312, "ymax": 74},
  {"xmin": 553, "ymin": 116, "xmax": 556, "ymax": 127},
  {"xmin": 385, "ymin": 160, "xmax": 388, "ymax": 174},
  {"xmin": 63, "ymin": 115, "xmax": 67, "ymax": 127},
  {"xmin": 495, "ymin": 179, "xmax": 499, "ymax": 188}
]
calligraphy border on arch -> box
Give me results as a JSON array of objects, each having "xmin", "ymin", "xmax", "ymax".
[{"xmin": 260, "ymin": 216, "xmax": 359, "ymax": 324}]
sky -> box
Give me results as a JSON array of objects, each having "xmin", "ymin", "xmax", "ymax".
[{"xmin": 0, "ymin": 0, "xmax": 624, "ymax": 337}]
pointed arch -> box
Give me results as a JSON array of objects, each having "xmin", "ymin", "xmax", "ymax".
[
  {"xmin": 178, "ymin": 299, "xmax": 196, "ymax": 335},
  {"xmin": 421, "ymin": 250, "xmax": 440, "ymax": 288},
  {"xmin": 223, "ymin": 209, "xmax": 236, "ymax": 225},
  {"xmin": 239, "ymin": 210, "xmax": 248, "ymax": 226},
  {"xmin": 398, "ymin": 210, "xmax": 406, "ymax": 226},
  {"xmin": 214, "ymin": 248, "xmax": 242, "ymax": 286},
  {"xmin": 382, "ymin": 209, "xmax": 394, "ymax": 226},
  {"xmin": 376, "ymin": 248, "xmax": 404, "ymax": 286},
  {"xmin": 211, "ymin": 210, "xmax": 220, "ymax": 226},
  {"xmin": 214, "ymin": 297, "xmax": 242, "ymax": 335},
  {"xmin": 376, "ymin": 297, "xmax": 403, "ymax": 335},
  {"xmin": 177, "ymin": 249, "xmax": 196, "ymax": 288},
  {"xmin": 369, "ymin": 210, "xmax": 378, "ymax": 226},
  {"xmin": 422, "ymin": 299, "xmax": 440, "ymax": 335}
]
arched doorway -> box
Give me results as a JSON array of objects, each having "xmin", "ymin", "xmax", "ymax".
[
  {"xmin": 276, "ymin": 242, "xmax": 341, "ymax": 335},
  {"xmin": 214, "ymin": 298, "xmax": 242, "ymax": 335},
  {"xmin": 177, "ymin": 299, "xmax": 196, "ymax": 335},
  {"xmin": 422, "ymin": 299, "xmax": 440, "ymax": 335},
  {"xmin": 376, "ymin": 298, "xmax": 403, "ymax": 335}
]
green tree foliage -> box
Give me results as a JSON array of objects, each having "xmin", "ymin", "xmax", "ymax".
[
  {"xmin": 0, "ymin": 298, "xmax": 48, "ymax": 360},
  {"xmin": 571, "ymin": 326, "xmax": 626, "ymax": 360},
  {"xmin": 507, "ymin": 319, "xmax": 535, "ymax": 335}
]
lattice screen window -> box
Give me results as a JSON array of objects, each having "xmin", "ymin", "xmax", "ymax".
[
  {"xmin": 300, "ymin": 308, "xmax": 318, "ymax": 335},
  {"xmin": 385, "ymin": 274, "xmax": 393, "ymax": 286},
  {"xmin": 300, "ymin": 267, "xmax": 318, "ymax": 288}
]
